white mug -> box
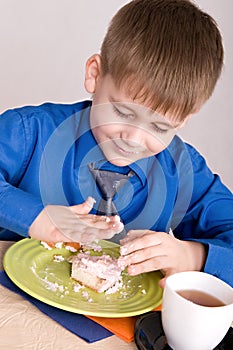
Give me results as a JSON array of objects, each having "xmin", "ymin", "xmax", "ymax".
[{"xmin": 162, "ymin": 271, "xmax": 233, "ymax": 350}]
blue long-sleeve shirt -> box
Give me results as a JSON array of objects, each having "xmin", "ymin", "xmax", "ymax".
[{"xmin": 0, "ymin": 101, "xmax": 232, "ymax": 286}]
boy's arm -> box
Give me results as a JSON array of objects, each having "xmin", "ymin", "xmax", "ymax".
[
  {"xmin": 29, "ymin": 199, "xmax": 123, "ymax": 242},
  {"xmin": 173, "ymin": 146, "xmax": 233, "ymax": 287},
  {"xmin": 119, "ymin": 144, "xmax": 233, "ymax": 287},
  {"xmin": 174, "ymin": 186, "xmax": 233, "ymax": 286},
  {"xmin": 0, "ymin": 110, "xmax": 44, "ymax": 236},
  {"xmin": 0, "ymin": 181, "xmax": 44, "ymax": 237},
  {"xmin": 0, "ymin": 109, "xmax": 123, "ymax": 241},
  {"xmin": 119, "ymin": 229, "xmax": 207, "ymax": 288}
]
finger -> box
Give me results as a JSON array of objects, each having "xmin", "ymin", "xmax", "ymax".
[
  {"xmin": 120, "ymin": 232, "xmax": 162, "ymax": 256},
  {"xmin": 66, "ymin": 226, "xmax": 119, "ymax": 243},
  {"xmin": 119, "ymin": 250, "xmax": 167, "ymax": 274},
  {"xmin": 119, "ymin": 244, "xmax": 167, "ymax": 269},
  {"xmin": 159, "ymin": 276, "xmax": 166, "ymax": 289},
  {"xmin": 71, "ymin": 197, "xmax": 96, "ymax": 215},
  {"xmin": 127, "ymin": 256, "xmax": 166, "ymax": 276},
  {"xmin": 71, "ymin": 213, "xmax": 124, "ymax": 232},
  {"xmin": 159, "ymin": 269, "xmax": 177, "ymax": 288},
  {"xmin": 127, "ymin": 250, "xmax": 177, "ymax": 276},
  {"xmin": 80, "ymin": 213, "xmax": 121, "ymax": 226},
  {"xmin": 120, "ymin": 230, "xmax": 145, "ymax": 244}
]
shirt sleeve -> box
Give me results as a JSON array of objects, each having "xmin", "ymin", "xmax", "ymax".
[
  {"xmin": 0, "ymin": 109, "xmax": 44, "ymax": 237},
  {"xmin": 173, "ymin": 144, "xmax": 233, "ymax": 287}
]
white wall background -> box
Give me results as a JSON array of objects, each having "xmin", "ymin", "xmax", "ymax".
[{"xmin": 0, "ymin": 0, "xmax": 232, "ymax": 190}]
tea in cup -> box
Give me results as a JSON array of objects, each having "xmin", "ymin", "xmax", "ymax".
[{"xmin": 162, "ymin": 271, "xmax": 233, "ymax": 350}]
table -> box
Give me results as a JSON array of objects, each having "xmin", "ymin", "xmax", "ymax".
[{"xmin": 0, "ymin": 241, "xmax": 137, "ymax": 350}]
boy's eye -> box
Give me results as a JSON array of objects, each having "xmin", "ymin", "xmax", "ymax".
[
  {"xmin": 151, "ymin": 123, "xmax": 169, "ymax": 134},
  {"xmin": 112, "ymin": 105, "xmax": 133, "ymax": 119}
]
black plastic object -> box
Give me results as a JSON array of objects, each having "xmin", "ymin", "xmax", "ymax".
[{"xmin": 134, "ymin": 311, "xmax": 233, "ymax": 350}]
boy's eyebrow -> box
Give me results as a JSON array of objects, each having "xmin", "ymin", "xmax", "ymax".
[{"xmin": 110, "ymin": 97, "xmax": 180, "ymax": 129}]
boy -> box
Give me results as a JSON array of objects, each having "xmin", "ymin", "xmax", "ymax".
[{"xmin": 0, "ymin": 0, "xmax": 232, "ymax": 288}]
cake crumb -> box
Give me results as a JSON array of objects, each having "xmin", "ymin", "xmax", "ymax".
[
  {"xmin": 73, "ymin": 283, "xmax": 84, "ymax": 293},
  {"xmin": 53, "ymin": 254, "xmax": 65, "ymax": 262}
]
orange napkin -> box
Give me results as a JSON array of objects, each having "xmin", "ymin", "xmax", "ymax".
[{"xmin": 87, "ymin": 304, "xmax": 162, "ymax": 342}]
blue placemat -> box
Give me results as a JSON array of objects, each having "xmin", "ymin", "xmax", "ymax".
[{"xmin": 0, "ymin": 270, "xmax": 113, "ymax": 343}]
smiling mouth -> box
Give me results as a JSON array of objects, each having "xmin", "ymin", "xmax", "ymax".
[{"xmin": 112, "ymin": 140, "xmax": 142, "ymax": 156}]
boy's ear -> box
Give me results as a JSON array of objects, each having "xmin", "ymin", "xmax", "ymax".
[{"xmin": 84, "ymin": 54, "xmax": 102, "ymax": 93}]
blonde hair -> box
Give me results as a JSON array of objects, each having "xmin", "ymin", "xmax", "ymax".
[{"xmin": 100, "ymin": 0, "xmax": 224, "ymax": 120}]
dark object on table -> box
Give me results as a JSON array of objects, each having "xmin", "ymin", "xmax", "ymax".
[{"xmin": 134, "ymin": 311, "xmax": 233, "ymax": 350}]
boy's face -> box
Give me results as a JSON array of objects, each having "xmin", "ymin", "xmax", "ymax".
[{"xmin": 85, "ymin": 56, "xmax": 187, "ymax": 166}]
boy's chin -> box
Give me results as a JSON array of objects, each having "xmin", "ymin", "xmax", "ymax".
[{"xmin": 106, "ymin": 156, "xmax": 135, "ymax": 167}]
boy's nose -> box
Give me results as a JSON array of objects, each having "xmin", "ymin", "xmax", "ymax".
[{"xmin": 122, "ymin": 124, "xmax": 145, "ymax": 146}]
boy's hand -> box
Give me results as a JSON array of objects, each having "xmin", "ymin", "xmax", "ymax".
[
  {"xmin": 119, "ymin": 230, "xmax": 207, "ymax": 288},
  {"xmin": 29, "ymin": 197, "xmax": 124, "ymax": 243}
]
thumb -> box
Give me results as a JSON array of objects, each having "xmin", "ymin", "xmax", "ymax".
[
  {"xmin": 159, "ymin": 277, "xmax": 166, "ymax": 289},
  {"xmin": 159, "ymin": 269, "xmax": 177, "ymax": 289},
  {"xmin": 72, "ymin": 197, "xmax": 96, "ymax": 215}
]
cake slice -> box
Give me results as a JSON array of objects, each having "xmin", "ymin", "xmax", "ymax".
[{"xmin": 70, "ymin": 251, "xmax": 123, "ymax": 293}]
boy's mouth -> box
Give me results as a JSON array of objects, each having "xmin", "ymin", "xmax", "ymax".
[{"xmin": 112, "ymin": 139, "xmax": 143, "ymax": 156}]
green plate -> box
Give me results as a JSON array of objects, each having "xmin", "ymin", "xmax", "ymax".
[{"xmin": 3, "ymin": 238, "xmax": 163, "ymax": 317}]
